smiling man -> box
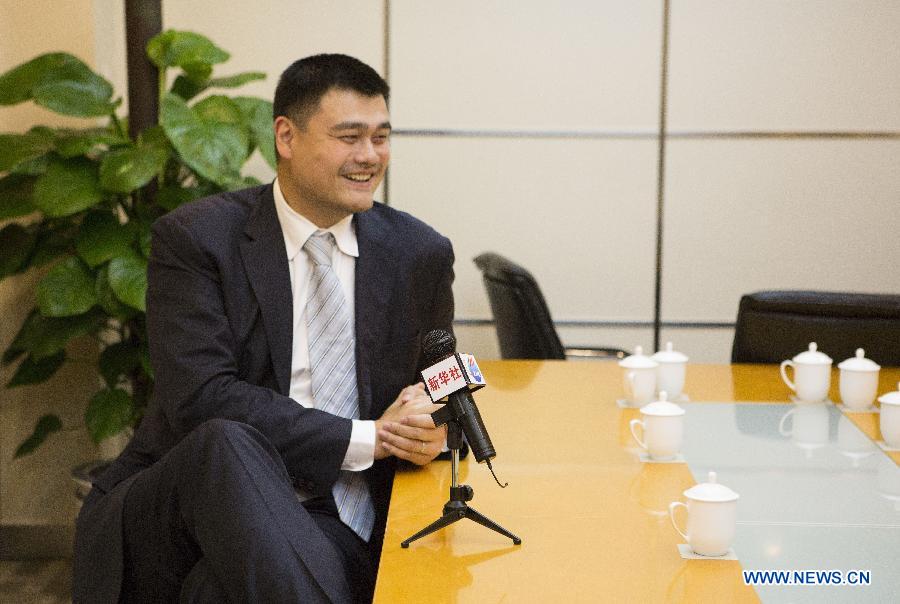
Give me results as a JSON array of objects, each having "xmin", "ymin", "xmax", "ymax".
[{"xmin": 73, "ymin": 54, "xmax": 455, "ymax": 604}]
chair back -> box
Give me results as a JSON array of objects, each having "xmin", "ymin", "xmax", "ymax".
[
  {"xmin": 731, "ymin": 290, "xmax": 900, "ymax": 365},
  {"xmin": 473, "ymin": 253, "xmax": 566, "ymax": 359}
]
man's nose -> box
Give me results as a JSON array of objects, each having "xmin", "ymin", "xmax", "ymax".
[{"xmin": 354, "ymin": 139, "xmax": 379, "ymax": 164}]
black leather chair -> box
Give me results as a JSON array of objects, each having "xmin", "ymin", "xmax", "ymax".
[
  {"xmin": 731, "ymin": 290, "xmax": 900, "ymax": 365},
  {"xmin": 473, "ymin": 252, "xmax": 627, "ymax": 360}
]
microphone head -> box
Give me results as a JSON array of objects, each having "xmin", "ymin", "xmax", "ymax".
[{"xmin": 423, "ymin": 329, "xmax": 456, "ymax": 364}]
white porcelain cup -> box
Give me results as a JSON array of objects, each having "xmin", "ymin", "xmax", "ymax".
[
  {"xmin": 652, "ymin": 342, "xmax": 688, "ymax": 400},
  {"xmin": 669, "ymin": 471, "xmax": 739, "ymax": 557},
  {"xmin": 838, "ymin": 349, "xmax": 881, "ymax": 411},
  {"xmin": 878, "ymin": 383, "xmax": 900, "ymax": 448},
  {"xmin": 778, "ymin": 403, "xmax": 829, "ymax": 457},
  {"xmin": 619, "ymin": 346, "xmax": 658, "ymax": 406},
  {"xmin": 780, "ymin": 342, "xmax": 832, "ymax": 402},
  {"xmin": 629, "ymin": 393, "xmax": 685, "ymax": 460}
]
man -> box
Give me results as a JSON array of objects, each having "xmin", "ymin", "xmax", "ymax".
[{"xmin": 73, "ymin": 54, "xmax": 455, "ymax": 603}]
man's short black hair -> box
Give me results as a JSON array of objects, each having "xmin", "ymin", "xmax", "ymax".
[{"xmin": 273, "ymin": 54, "xmax": 390, "ymax": 128}]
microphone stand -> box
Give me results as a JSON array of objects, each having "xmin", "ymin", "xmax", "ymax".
[{"xmin": 401, "ymin": 420, "xmax": 521, "ymax": 548}]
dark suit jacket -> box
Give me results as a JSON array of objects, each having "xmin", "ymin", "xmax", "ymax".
[{"xmin": 73, "ymin": 183, "xmax": 455, "ymax": 602}]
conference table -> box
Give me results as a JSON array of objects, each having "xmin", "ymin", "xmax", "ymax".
[{"xmin": 373, "ymin": 361, "xmax": 900, "ymax": 603}]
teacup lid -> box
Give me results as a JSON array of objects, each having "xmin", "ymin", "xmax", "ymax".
[
  {"xmin": 837, "ymin": 348, "xmax": 880, "ymax": 372},
  {"xmin": 878, "ymin": 382, "xmax": 900, "ymax": 406},
  {"xmin": 640, "ymin": 391, "xmax": 685, "ymax": 416},
  {"xmin": 684, "ymin": 471, "xmax": 739, "ymax": 502},
  {"xmin": 792, "ymin": 342, "xmax": 832, "ymax": 365},
  {"xmin": 618, "ymin": 345, "xmax": 659, "ymax": 369},
  {"xmin": 651, "ymin": 341, "xmax": 689, "ymax": 363}
]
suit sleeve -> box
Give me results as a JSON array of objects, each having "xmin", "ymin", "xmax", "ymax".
[{"xmin": 146, "ymin": 216, "xmax": 349, "ymax": 494}]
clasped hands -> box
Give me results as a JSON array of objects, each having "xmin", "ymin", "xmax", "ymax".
[{"xmin": 375, "ymin": 383, "xmax": 446, "ymax": 465}]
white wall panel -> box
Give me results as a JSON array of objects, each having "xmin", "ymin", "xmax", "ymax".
[
  {"xmin": 389, "ymin": 137, "xmax": 659, "ymax": 325},
  {"xmin": 669, "ymin": 0, "xmax": 900, "ymax": 131},
  {"xmin": 659, "ymin": 327, "xmax": 736, "ymax": 365},
  {"xmin": 662, "ymin": 139, "xmax": 900, "ymax": 322},
  {"xmin": 390, "ymin": 0, "xmax": 662, "ymax": 130}
]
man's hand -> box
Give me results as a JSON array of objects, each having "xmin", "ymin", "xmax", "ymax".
[{"xmin": 374, "ymin": 383, "xmax": 447, "ymax": 464}]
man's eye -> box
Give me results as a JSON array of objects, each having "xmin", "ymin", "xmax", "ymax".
[
  {"xmin": 373, "ymin": 135, "xmax": 389, "ymax": 145},
  {"xmin": 340, "ymin": 135, "xmax": 358, "ymax": 143}
]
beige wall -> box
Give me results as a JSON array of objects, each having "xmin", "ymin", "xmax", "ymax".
[{"xmin": 0, "ymin": 0, "xmax": 104, "ymax": 526}]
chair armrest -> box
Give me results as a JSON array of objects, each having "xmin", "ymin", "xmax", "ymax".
[{"xmin": 564, "ymin": 347, "xmax": 629, "ymax": 361}]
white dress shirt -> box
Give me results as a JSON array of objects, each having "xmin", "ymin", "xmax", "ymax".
[{"xmin": 272, "ymin": 178, "xmax": 375, "ymax": 471}]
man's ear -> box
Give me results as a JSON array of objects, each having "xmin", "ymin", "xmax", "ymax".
[{"xmin": 274, "ymin": 116, "xmax": 295, "ymax": 160}]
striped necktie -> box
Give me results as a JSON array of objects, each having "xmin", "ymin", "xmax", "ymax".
[{"xmin": 304, "ymin": 230, "xmax": 375, "ymax": 541}]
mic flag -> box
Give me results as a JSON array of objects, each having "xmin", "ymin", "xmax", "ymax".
[{"xmin": 420, "ymin": 353, "xmax": 486, "ymax": 402}]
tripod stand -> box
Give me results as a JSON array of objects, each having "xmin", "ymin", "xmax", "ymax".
[{"xmin": 401, "ymin": 421, "xmax": 521, "ymax": 548}]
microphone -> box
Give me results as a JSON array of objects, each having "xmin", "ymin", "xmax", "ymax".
[{"xmin": 420, "ymin": 329, "xmax": 496, "ymax": 464}]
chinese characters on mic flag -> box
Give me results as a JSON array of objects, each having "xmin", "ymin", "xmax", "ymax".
[{"xmin": 421, "ymin": 353, "xmax": 486, "ymax": 401}]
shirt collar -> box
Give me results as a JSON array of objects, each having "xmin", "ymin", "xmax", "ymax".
[{"xmin": 272, "ymin": 177, "xmax": 359, "ymax": 261}]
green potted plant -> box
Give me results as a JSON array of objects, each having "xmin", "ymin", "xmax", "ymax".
[{"xmin": 0, "ymin": 30, "xmax": 275, "ymax": 459}]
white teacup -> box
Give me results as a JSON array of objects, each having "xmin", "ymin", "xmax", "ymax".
[
  {"xmin": 619, "ymin": 346, "xmax": 658, "ymax": 406},
  {"xmin": 778, "ymin": 403, "xmax": 829, "ymax": 459},
  {"xmin": 669, "ymin": 471, "xmax": 739, "ymax": 557},
  {"xmin": 629, "ymin": 392, "xmax": 685, "ymax": 460},
  {"xmin": 652, "ymin": 341, "xmax": 688, "ymax": 400},
  {"xmin": 780, "ymin": 342, "xmax": 832, "ymax": 402},
  {"xmin": 838, "ymin": 348, "xmax": 880, "ymax": 411},
  {"xmin": 878, "ymin": 383, "xmax": 900, "ymax": 449}
]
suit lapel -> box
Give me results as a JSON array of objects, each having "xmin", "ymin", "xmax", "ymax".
[
  {"xmin": 354, "ymin": 209, "xmax": 397, "ymax": 419},
  {"xmin": 239, "ymin": 185, "xmax": 293, "ymax": 396}
]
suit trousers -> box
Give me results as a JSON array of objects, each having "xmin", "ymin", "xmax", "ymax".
[{"xmin": 105, "ymin": 418, "xmax": 374, "ymax": 603}]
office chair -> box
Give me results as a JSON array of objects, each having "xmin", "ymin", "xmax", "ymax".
[
  {"xmin": 730, "ymin": 290, "xmax": 900, "ymax": 365},
  {"xmin": 473, "ymin": 252, "xmax": 628, "ymax": 360}
]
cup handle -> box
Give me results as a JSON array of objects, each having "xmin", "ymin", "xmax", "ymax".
[
  {"xmin": 629, "ymin": 418, "xmax": 646, "ymax": 450},
  {"xmin": 669, "ymin": 501, "xmax": 688, "ymax": 541},
  {"xmin": 780, "ymin": 360, "xmax": 796, "ymax": 392},
  {"xmin": 778, "ymin": 408, "xmax": 796, "ymax": 437}
]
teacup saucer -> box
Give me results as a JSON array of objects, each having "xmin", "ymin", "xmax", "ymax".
[
  {"xmin": 677, "ymin": 544, "xmax": 737, "ymax": 560},
  {"xmin": 876, "ymin": 440, "xmax": 900, "ymax": 452},
  {"xmin": 616, "ymin": 399, "xmax": 641, "ymax": 408},
  {"xmin": 790, "ymin": 395, "xmax": 834, "ymax": 404},
  {"xmin": 617, "ymin": 394, "xmax": 689, "ymax": 408},
  {"xmin": 837, "ymin": 403, "xmax": 879, "ymax": 414},
  {"xmin": 639, "ymin": 452, "xmax": 685, "ymax": 464}
]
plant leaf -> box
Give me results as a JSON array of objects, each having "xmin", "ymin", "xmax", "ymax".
[
  {"xmin": 75, "ymin": 211, "xmax": 136, "ymax": 267},
  {"xmin": 160, "ymin": 93, "xmax": 248, "ymax": 186},
  {"xmin": 0, "ymin": 174, "xmax": 38, "ymax": 220},
  {"xmin": 156, "ymin": 184, "xmax": 205, "ymax": 211},
  {"xmin": 30, "ymin": 223, "xmax": 79, "ymax": 267},
  {"xmin": 0, "ymin": 223, "xmax": 38, "ymax": 278},
  {"xmin": 32, "ymin": 57, "xmax": 117, "ymax": 117},
  {"xmin": 108, "ymin": 253, "xmax": 148, "ymax": 311},
  {"xmin": 85, "ymin": 388, "xmax": 133, "ymax": 443},
  {"xmin": 193, "ymin": 95, "xmax": 244, "ymax": 125},
  {"xmin": 99, "ymin": 144, "xmax": 167, "ymax": 193},
  {"xmin": 147, "ymin": 30, "xmax": 229, "ymax": 69},
  {"xmin": 0, "ymin": 130, "xmax": 55, "ymax": 172},
  {"xmin": 98, "ymin": 342, "xmax": 141, "ymax": 388},
  {"xmin": 32, "ymin": 157, "xmax": 104, "ymax": 217},
  {"xmin": 233, "ymin": 96, "xmax": 276, "ymax": 169},
  {"xmin": 37, "ymin": 256, "xmax": 97, "ymax": 317},
  {"xmin": 7, "ymin": 351, "xmax": 65, "ymax": 387},
  {"xmin": 95, "ymin": 264, "xmax": 137, "ymax": 319},
  {"xmin": 0, "ymin": 53, "xmax": 81, "ymax": 105},
  {"xmin": 14, "ymin": 414, "xmax": 63, "ymax": 458},
  {"xmin": 7, "ymin": 309, "xmax": 107, "ymax": 361},
  {"xmin": 55, "ymin": 128, "xmax": 129, "ymax": 158},
  {"xmin": 209, "ymin": 71, "xmax": 266, "ymax": 89},
  {"xmin": 170, "ymin": 75, "xmax": 208, "ymax": 101}
]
